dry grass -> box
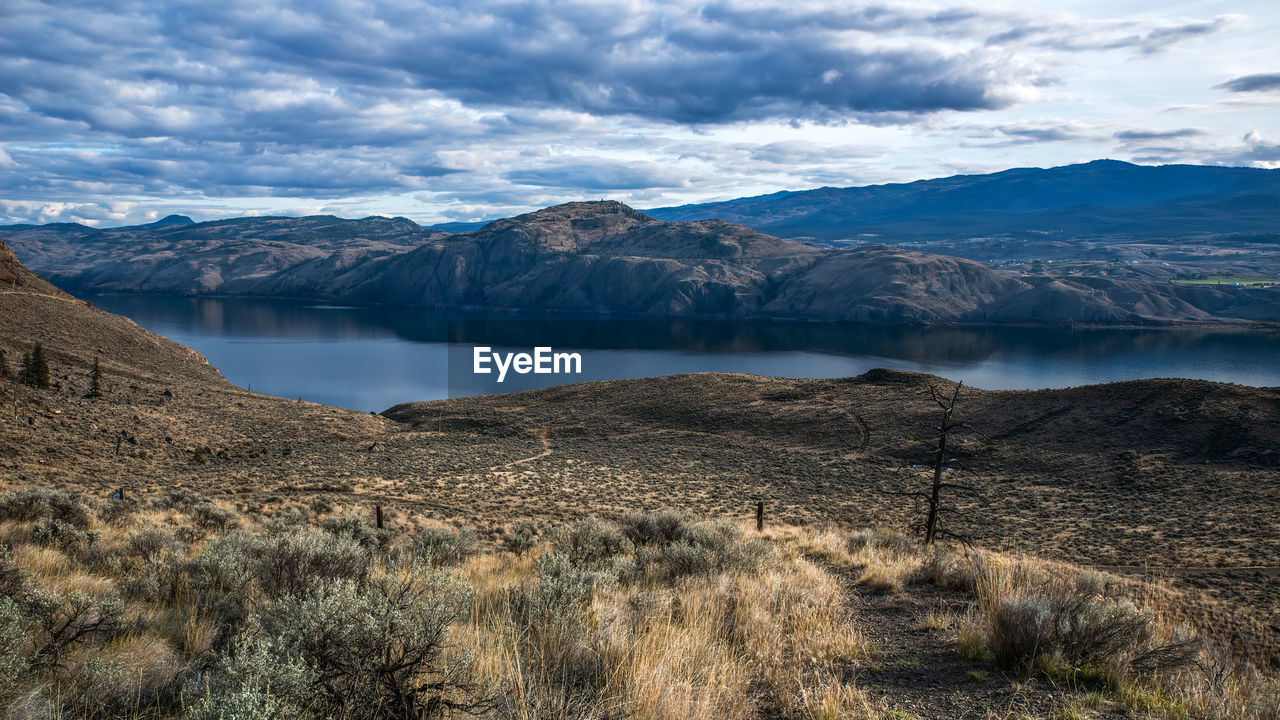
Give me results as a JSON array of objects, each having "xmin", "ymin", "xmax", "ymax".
[
  {"xmin": 0, "ymin": 490, "xmax": 880, "ymax": 719},
  {"xmin": 458, "ymin": 522, "xmax": 870, "ymax": 720},
  {"xmin": 1, "ymin": 484, "xmax": 1277, "ymax": 720}
]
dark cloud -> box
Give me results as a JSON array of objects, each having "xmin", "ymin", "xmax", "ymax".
[
  {"xmin": 0, "ymin": 0, "xmax": 1046, "ymax": 139},
  {"xmin": 1214, "ymin": 73, "xmax": 1280, "ymax": 92}
]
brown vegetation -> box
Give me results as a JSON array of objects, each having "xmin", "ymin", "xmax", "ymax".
[{"xmin": 1, "ymin": 487, "xmax": 1276, "ymax": 719}]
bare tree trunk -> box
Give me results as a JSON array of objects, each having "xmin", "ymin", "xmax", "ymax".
[{"xmin": 924, "ymin": 382, "xmax": 962, "ymax": 545}]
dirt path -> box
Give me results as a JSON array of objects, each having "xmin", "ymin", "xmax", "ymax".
[
  {"xmin": 501, "ymin": 426, "xmax": 552, "ymax": 468},
  {"xmin": 836, "ymin": 573, "xmax": 1132, "ymax": 719}
]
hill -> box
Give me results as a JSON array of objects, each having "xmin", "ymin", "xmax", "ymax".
[{"xmin": 5, "ymin": 201, "xmax": 1278, "ymax": 326}]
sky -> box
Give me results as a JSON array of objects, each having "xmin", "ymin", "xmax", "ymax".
[{"xmin": 1, "ymin": 0, "xmax": 1277, "ymax": 227}]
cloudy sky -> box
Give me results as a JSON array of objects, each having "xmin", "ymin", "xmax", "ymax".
[{"xmin": 1, "ymin": 0, "xmax": 1277, "ymax": 226}]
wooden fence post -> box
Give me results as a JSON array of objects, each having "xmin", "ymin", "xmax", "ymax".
[
  {"xmin": 756, "ymin": 500, "xmax": 764, "ymax": 532},
  {"xmin": 375, "ymin": 505, "xmax": 384, "ymax": 529}
]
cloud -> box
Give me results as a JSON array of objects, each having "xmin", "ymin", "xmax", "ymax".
[
  {"xmin": 1214, "ymin": 72, "xmax": 1280, "ymax": 92},
  {"xmin": 950, "ymin": 120, "xmax": 1099, "ymax": 148},
  {"xmin": 1120, "ymin": 130, "xmax": 1280, "ymax": 169},
  {"xmin": 1115, "ymin": 128, "xmax": 1207, "ymax": 141},
  {"xmin": 0, "ymin": 0, "xmax": 1267, "ymax": 224},
  {"xmin": 1224, "ymin": 131, "xmax": 1280, "ymax": 164},
  {"xmin": 985, "ymin": 15, "xmax": 1235, "ymax": 54},
  {"xmin": 505, "ymin": 159, "xmax": 701, "ymax": 190},
  {"xmin": 0, "ymin": 0, "xmax": 1073, "ymax": 137}
]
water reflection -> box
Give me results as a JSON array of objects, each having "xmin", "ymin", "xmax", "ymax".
[{"xmin": 89, "ymin": 295, "xmax": 1280, "ymax": 411}]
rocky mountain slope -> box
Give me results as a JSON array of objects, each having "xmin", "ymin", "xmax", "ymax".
[{"xmin": 4, "ymin": 200, "xmax": 1278, "ymax": 325}]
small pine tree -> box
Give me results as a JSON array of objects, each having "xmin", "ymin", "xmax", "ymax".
[
  {"xmin": 21, "ymin": 343, "xmax": 51, "ymax": 389},
  {"xmin": 88, "ymin": 355, "xmax": 103, "ymax": 399}
]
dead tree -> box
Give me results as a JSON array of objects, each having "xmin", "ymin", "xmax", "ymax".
[{"xmin": 899, "ymin": 381, "xmax": 984, "ymax": 545}]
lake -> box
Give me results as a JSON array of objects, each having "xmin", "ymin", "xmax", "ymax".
[{"xmin": 89, "ymin": 295, "xmax": 1280, "ymax": 412}]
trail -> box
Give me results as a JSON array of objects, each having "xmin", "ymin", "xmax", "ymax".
[{"xmin": 829, "ymin": 567, "xmax": 1132, "ymax": 719}]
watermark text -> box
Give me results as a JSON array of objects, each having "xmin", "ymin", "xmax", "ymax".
[{"xmin": 473, "ymin": 346, "xmax": 583, "ymax": 382}]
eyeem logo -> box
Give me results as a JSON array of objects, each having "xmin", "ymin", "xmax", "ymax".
[{"xmin": 473, "ymin": 346, "xmax": 583, "ymax": 383}]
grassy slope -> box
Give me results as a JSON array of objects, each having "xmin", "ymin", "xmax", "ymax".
[{"xmin": 1, "ymin": 495, "xmax": 1277, "ymax": 719}]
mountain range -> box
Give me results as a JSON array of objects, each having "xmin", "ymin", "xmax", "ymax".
[
  {"xmin": 2, "ymin": 161, "xmax": 1277, "ymax": 326},
  {"xmin": 647, "ymin": 159, "xmax": 1279, "ymax": 246}
]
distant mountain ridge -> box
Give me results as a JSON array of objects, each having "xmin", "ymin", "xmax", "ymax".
[
  {"xmin": 646, "ymin": 160, "xmax": 1279, "ymax": 244},
  {"xmin": 3, "ymin": 198, "xmax": 1277, "ymax": 326}
]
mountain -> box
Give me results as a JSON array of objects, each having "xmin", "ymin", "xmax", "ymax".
[
  {"xmin": 647, "ymin": 160, "xmax": 1280, "ymax": 247},
  {"xmin": 1, "ymin": 213, "xmax": 442, "ymax": 295},
  {"xmin": 4, "ymin": 199, "xmax": 1278, "ymax": 326},
  {"xmin": 146, "ymin": 214, "xmax": 195, "ymax": 227}
]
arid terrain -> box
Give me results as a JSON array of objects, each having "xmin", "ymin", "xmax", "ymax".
[{"xmin": 3, "ymin": 235, "xmax": 1278, "ymax": 674}]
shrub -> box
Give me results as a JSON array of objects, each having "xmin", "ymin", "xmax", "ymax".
[
  {"xmin": 633, "ymin": 520, "xmax": 768, "ymax": 581},
  {"xmin": 620, "ymin": 509, "xmax": 691, "ymax": 547},
  {"xmin": 251, "ymin": 528, "xmax": 373, "ymax": 599},
  {"xmin": 152, "ymin": 487, "xmax": 209, "ymax": 511},
  {"xmin": 0, "ymin": 597, "xmax": 29, "ymax": 704},
  {"xmin": 219, "ymin": 566, "xmax": 485, "ymax": 719},
  {"xmin": 183, "ymin": 637, "xmax": 312, "ymax": 719},
  {"xmin": 0, "ymin": 546, "xmax": 28, "ymax": 597},
  {"xmin": 30, "ymin": 517, "xmax": 98, "ymax": 553},
  {"xmin": 975, "ymin": 561, "xmax": 1196, "ymax": 677},
  {"xmin": 0, "ymin": 486, "xmax": 95, "ymax": 527},
  {"xmin": 553, "ymin": 515, "xmax": 632, "ymax": 567},
  {"xmin": 152, "ymin": 487, "xmax": 238, "ymax": 531},
  {"xmin": 46, "ymin": 656, "xmax": 181, "ymax": 720},
  {"xmin": 504, "ymin": 552, "xmax": 610, "ymax": 713},
  {"xmin": 157, "ymin": 529, "xmax": 372, "ymax": 647},
  {"xmin": 190, "ymin": 503, "xmax": 240, "ymax": 532},
  {"xmin": 501, "ymin": 519, "xmax": 539, "ymax": 557},
  {"xmin": 183, "ymin": 687, "xmax": 297, "ymax": 720},
  {"xmin": 98, "ymin": 493, "xmax": 142, "ymax": 525},
  {"xmin": 128, "ymin": 528, "xmax": 186, "ymax": 563},
  {"xmin": 21, "ymin": 589, "xmax": 125, "ymax": 672},
  {"xmin": 413, "ymin": 526, "xmax": 479, "ymax": 567},
  {"xmin": 321, "ymin": 512, "xmax": 393, "ymax": 551}
]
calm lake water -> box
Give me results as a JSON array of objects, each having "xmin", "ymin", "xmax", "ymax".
[{"xmin": 90, "ymin": 295, "xmax": 1280, "ymax": 412}]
